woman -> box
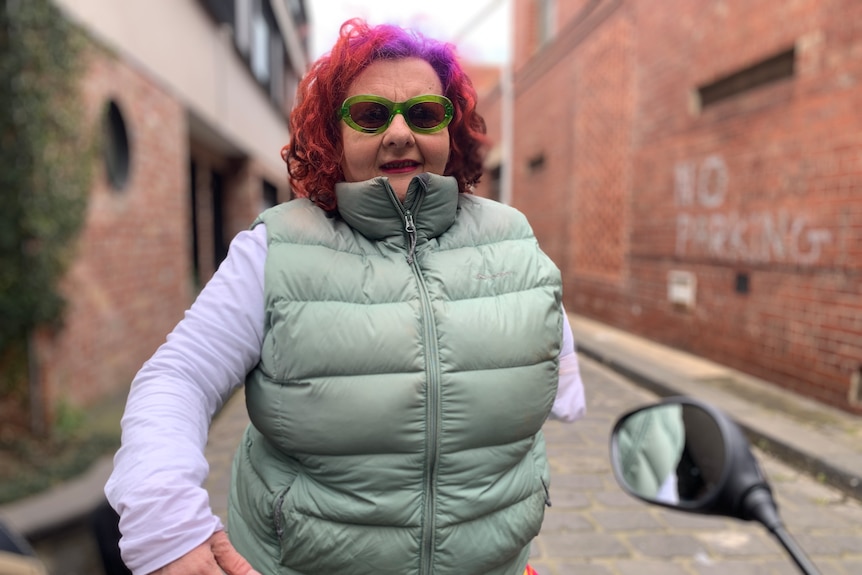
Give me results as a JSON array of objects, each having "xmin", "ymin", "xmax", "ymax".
[{"xmin": 106, "ymin": 19, "xmax": 585, "ymax": 575}]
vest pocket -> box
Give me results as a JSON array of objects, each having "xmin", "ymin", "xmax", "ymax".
[
  {"xmin": 528, "ymin": 431, "xmax": 552, "ymax": 508},
  {"xmin": 273, "ymin": 478, "xmax": 315, "ymax": 571},
  {"xmin": 273, "ymin": 486, "xmax": 291, "ymax": 540},
  {"xmin": 541, "ymin": 478, "xmax": 552, "ymax": 507}
]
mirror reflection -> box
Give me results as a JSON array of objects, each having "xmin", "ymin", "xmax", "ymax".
[{"xmin": 614, "ymin": 403, "xmax": 726, "ymax": 505}]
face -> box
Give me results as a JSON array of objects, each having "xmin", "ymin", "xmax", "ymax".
[{"xmin": 340, "ymin": 58, "xmax": 451, "ymax": 201}]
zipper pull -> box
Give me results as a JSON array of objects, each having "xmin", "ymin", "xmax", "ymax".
[{"xmin": 404, "ymin": 211, "xmax": 417, "ymax": 264}]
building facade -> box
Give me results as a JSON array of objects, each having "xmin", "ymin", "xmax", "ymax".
[
  {"xmin": 36, "ymin": 0, "xmax": 307, "ymax": 414},
  {"xmin": 486, "ymin": 0, "xmax": 862, "ymax": 413}
]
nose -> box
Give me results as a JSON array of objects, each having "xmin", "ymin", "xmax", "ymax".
[{"xmin": 382, "ymin": 113, "xmax": 414, "ymax": 147}]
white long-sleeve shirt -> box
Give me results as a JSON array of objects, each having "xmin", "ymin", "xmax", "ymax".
[{"xmin": 105, "ymin": 224, "xmax": 586, "ymax": 575}]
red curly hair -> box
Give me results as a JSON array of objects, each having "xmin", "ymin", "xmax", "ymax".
[{"xmin": 284, "ymin": 18, "xmax": 489, "ymax": 211}]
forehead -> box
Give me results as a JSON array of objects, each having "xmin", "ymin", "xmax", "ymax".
[{"xmin": 345, "ymin": 58, "xmax": 443, "ymax": 101}]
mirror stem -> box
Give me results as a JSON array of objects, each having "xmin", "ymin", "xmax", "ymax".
[
  {"xmin": 771, "ymin": 526, "xmax": 820, "ymax": 575},
  {"xmin": 744, "ymin": 488, "xmax": 820, "ymax": 575}
]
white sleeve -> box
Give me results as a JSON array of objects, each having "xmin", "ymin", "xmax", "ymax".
[
  {"xmin": 104, "ymin": 225, "xmax": 268, "ymax": 575},
  {"xmin": 551, "ymin": 307, "xmax": 587, "ymax": 422}
]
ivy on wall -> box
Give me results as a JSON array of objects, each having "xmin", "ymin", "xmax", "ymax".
[{"xmin": 0, "ymin": 0, "xmax": 91, "ymax": 418}]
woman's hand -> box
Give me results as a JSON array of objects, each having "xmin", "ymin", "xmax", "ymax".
[{"xmin": 148, "ymin": 531, "xmax": 260, "ymax": 575}]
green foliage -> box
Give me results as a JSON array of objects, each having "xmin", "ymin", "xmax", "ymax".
[
  {"xmin": 53, "ymin": 397, "xmax": 87, "ymax": 439},
  {"xmin": 0, "ymin": 432, "xmax": 120, "ymax": 504},
  {"xmin": 0, "ymin": 391, "xmax": 124, "ymax": 504},
  {"xmin": 0, "ymin": 2, "xmax": 90, "ymax": 363}
]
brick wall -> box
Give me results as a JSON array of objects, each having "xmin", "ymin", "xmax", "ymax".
[
  {"xmin": 463, "ymin": 63, "xmax": 502, "ymax": 200},
  {"xmin": 504, "ymin": 0, "xmax": 862, "ymax": 413},
  {"xmin": 34, "ymin": 30, "xmax": 294, "ymax": 417},
  {"xmin": 37, "ymin": 42, "xmax": 192, "ymax": 410}
]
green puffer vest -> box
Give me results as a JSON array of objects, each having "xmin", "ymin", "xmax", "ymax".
[
  {"xmin": 227, "ymin": 174, "xmax": 563, "ymax": 574},
  {"xmin": 616, "ymin": 404, "xmax": 685, "ymax": 498}
]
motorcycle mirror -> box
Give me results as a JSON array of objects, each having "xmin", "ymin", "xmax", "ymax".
[
  {"xmin": 610, "ymin": 397, "xmax": 821, "ymax": 575},
  {"xmin": 611, "ymin": 400, "xmax": 730, "ymax": 509}
]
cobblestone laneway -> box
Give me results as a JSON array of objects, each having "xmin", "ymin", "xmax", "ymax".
[
  {"xmin": 531, "ymin": 357, "xmax": 862, "ymax": 575},
  {"xmin": 204, "ymin": 355, "xmax": 862, "ymax": 574}
]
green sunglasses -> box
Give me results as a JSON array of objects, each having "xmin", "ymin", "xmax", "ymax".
[{"xmin": 340, "ymin": 94, "xmax": 454, "ymax": 134}]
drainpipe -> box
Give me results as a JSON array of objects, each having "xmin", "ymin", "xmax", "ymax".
[
  {"xmin": 450, "ymin": 0, "xmax": 513, "ymax": 204},
  {"xmin": 500, "ymin": 25, "xmax": 513, "ymax": 206}
]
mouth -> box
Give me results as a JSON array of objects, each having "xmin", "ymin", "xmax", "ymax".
[{"xmin": 380, "ymin": 160, "xmax": 421, "ymax": 173}]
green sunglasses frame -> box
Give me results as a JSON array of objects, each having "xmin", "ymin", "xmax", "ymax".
[{"xmin": 340, "ymin": 94, "xmax": 454, "ymax": 135}]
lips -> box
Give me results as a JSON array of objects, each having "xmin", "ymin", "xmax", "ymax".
[{"xmin": 380, "ymin": 160, "xmax": 420, "ymax": 171}]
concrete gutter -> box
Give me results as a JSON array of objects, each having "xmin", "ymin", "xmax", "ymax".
[{"xmin": 0, "ymin": 456, "xmax": 113, "ymax": 539}]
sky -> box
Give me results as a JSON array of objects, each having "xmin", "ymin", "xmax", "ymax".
[{"xmin": 306, "ymin": 0, "xmax": 511, "ymax": 65}]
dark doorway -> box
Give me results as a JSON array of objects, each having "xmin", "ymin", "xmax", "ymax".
[
  {"xmin": 263, "ymin": 179, "xmax": 278, "ymax": 209},
  {"xmin": 212, "ymin": 170, "xmax": 228, "ymax": 268},
  {"xmin": 189, "ymin": 159, "xmax": 200, "ymax": 287}
]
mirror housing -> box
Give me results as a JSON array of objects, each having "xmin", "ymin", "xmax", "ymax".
[
  {"xmin": 610, "ymin": 397, "xmax": 779, "ymax": 526},
  {"xmin": 609, "ymin": 397, "xmax": 821, "ymax": 574}
]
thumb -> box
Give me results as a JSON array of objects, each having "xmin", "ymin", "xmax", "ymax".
[{"xmin": 209, "ymin": 531, "xmax": 261, "ymax": 575}]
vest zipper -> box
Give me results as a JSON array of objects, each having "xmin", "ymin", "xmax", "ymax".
[
  {"xmin": 385, "ymin": 180, "xmax": 439, "ymax": 575},
  {"xmin": 386, "ymin": 180, "xmax": 424, "ymax": 264},
  {"xmin": 417, "ymin": 271, "xmax": 440, "ymax": 575},
  {"xmin": 403, "ymin": 211, "xmax": 417, "ymax": 264}
]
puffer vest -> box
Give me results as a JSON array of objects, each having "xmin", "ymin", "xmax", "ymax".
[{"xmin": 227, "ymin": 174, "xmax": 563, "ymax": 574}]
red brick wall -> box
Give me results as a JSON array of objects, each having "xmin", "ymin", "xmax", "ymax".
[
  {"xmin": 39, "ymin": 41, "xmax": 295, "ymax": 417},
  {"xmin": 37, "ymin": 43, "xmax": 192, "ymax": 409},
  {"xmin": 512, "ymin": 0, "xmax": 598, "ymax": 71},
  {"xmin": 35, "ymin": 33, "xmax": 294, "ymax": 417},
  {"xmin": 511, "ymin": 1, "xmax": 635, "ymax": 300},
  {"xmin": 504, "ymin": 0, "xmax": 862, "ymax": 412},
  {"xmin": 511, "ymin": 52, "xmax": 579, "ymax": 269},
  {"xmin": 463, "ymin": 63, "xmax": 502, "ymax": 200}
]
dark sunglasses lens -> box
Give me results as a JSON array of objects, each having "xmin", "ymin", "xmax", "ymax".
[
  {"xmin": 348, "ymin": 101, "xmax": 391, "ymax": 129},
  {"xmin": 407, "ymin": 102, "xmax": 447, "ymax": 129}
]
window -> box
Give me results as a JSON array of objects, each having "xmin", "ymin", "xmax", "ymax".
[
  {"xmin": 528, "ymin": 153, "xmax": 546, "ymax": 173},
  {"xmin": 488, "ymin": 165, "xmax": 502, "ymax": 202},
  {"xmin": 269, "ymin": 34, "xmax": 284, "ymax": 104},
  {"xmin": 537, "ymin": 0, "xmax": 556, "ymax": 47},
  {"xmin": 220, "ymin": 0, "xmax": 295, "ymax": 109},
  {"xmin": 287, "ymin": 0, "xmax": 304, "ymax": 21},
  {"xmin": 103, "ymin": 100, "xmax": 131, "ymax": 191},
  {"xmin": 234, "ymin": 0, "xmax": 251, "ymax": 56},
  {"xmin": 735, "ymin": 272, "xmax": 750, "ymax": 294},
  {"xmin": 697, "ymin": 48, "xmax": 795, "ymax": 109},
  {"xmin": 250, "ymin": 0, "xmax": 270, "ymax": 83},
  {"xmin": 202, "ymin": 0, "xmax": 234, "ymax": 26}
]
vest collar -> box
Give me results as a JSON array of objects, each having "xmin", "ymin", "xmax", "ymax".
[{"xmin": 334, "ymin": 173, "xmax": 459, "ymax": 241}]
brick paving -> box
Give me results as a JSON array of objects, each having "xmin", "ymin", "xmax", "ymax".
[
  {"xmin": 5, "ymin": 314, "xmax": 859, "ymax": 574},
  {"xmin": 529, "ymin": 358, "xmax": 862, "ymax": 574},
  {"xmin": 205, "ymin": 351, "xmax": 862, "ymax": 574}
]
